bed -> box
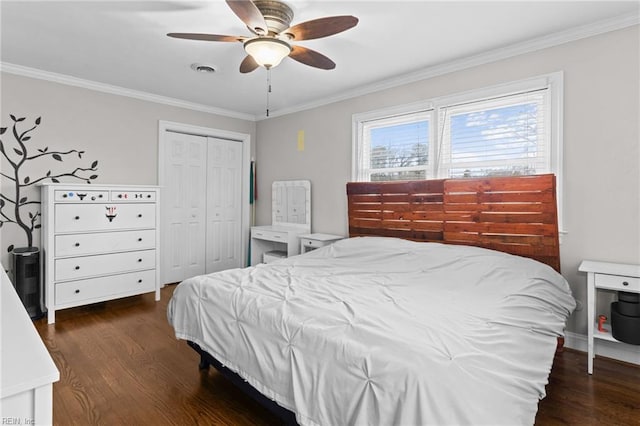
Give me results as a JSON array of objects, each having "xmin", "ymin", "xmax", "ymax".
[{"xmin": 168, "ymin": 174, "xmax": 576, "ymax": 425}]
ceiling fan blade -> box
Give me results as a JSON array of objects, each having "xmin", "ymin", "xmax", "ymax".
[
  {"xmin": 289, "ymin": 46, "xmax": 335, "ymax": 70},
  {"xmin": 285, "ymin": 16, "xmax": 358, "ymax": 41},
  {"xmin": 167, "ymin": 33, "xmax": 244, "ymax": 42},
  {"xmin": 226, "ymin": 0, "xmax": 268, "ymax": 35},
  {"xmin": 239, "ymin": 55, "xmax": 260, "ymax": 73}
]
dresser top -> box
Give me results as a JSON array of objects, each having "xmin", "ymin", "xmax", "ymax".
[{"xmin": 40, "ymin": 183, "xmax": 160, "ymax": 189}]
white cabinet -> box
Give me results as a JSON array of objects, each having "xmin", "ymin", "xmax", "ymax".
[
  {"xmin": 250, "ymin": 226, "xmax": 306, "ymax": 265},
  {"xmin": 41, "ymin": 184, "xmax": 160, "ymax": 324},
  {"xmin": 1, "ymin": 266, "xmax": 59, "ymax": 424},
  {"xmin": 579, "ymin": 260, "xmax": 640, "ymax": 374}
]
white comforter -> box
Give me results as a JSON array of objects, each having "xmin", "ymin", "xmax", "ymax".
[{"xmin": 168, "ymin": 237, "xmax": 575, "ymax": 426}]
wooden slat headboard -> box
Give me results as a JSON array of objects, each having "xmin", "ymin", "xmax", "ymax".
[{"xmin": 347, "ymin": 174, "xmax": 560, "ymax": 272}]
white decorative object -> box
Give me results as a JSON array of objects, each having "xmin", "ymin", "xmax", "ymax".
[
  {"xmin": 250, "ymin": 180, "xmax": 310, "ymax": 265},
  {"xmin": 579, "ymin": 260, "xmax": 640, "ymax": 374},
  {"xmin": 41, "ymin": 183, "xmax": 160, "ymax": 324},
  {"xmin": 1, "ymin": 266, "xmax": 59, "ymax": 424}
]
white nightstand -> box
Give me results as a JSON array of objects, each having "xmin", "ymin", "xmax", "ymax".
[
  {"xmin": 299, "ymin": 233, "xmax": 343, "ymax": 253},
  {"xmin": 578, "ymin": 260, "xmax": 640, "ymax": 374}
]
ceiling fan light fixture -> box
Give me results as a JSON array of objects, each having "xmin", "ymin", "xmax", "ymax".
[{"xmin": 244, "ymin": 37, "xmax": 291, "ymax": 69}]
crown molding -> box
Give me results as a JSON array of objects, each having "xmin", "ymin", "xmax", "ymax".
[
  {"xmin": 0, "ymin": 62, "xmax": 257, "ymax": 122},
  {"xmin": 263, "ymin": 12, "xmax": 639, "ymax": 120},
  {"xmin": 1, "ymin": 12, "xmax": 637, "ymax": 122}
]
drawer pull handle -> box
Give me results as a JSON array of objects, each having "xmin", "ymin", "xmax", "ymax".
[
  {"xmin": 138, "ymin": 258, "xmax": 142, "ymax": 262},
  {"xmin": 75, "ymin": 266, "xmax": 80, "ymax": 270},
  {"xmin": 75, "ymin": 289, "xmax": 80, "ymax": 294},
  {"xmin": 74, "ymin": 216, "xmax": 80, "ymax": 220},
  {"xmin": 623, "ymin": 281, "xmax": 629, "ymax": 286},
  {"xmin": 138, "ymin": 279, "xmax": 143, "ymax": 283},
  {"xmin": 75, "ymin": 242, "xmax": 80, "ymax": 247},
  {"xmin": 138, "ymin": 214, "xmax": 143, "ymax": 218},
  {"xmin": 138, "ymin": 238, "xmax": 143, "ymax": 242}
]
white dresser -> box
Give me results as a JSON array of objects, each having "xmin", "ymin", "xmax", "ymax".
[{"xmin": 41, "ymin": 184, "xmax": 161, "ymax": 324}]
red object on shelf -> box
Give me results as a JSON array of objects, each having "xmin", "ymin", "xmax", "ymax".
[{"xmin": 598, "ymin": 314, "xmax": 607, "ymax": 332}]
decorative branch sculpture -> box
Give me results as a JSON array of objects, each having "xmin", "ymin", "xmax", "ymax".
[{"xmin": 0, "ymin": 115, "xmax": 99, "ymax": 251}]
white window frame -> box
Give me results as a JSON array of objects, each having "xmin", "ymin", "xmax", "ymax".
[
  {"xmin": 352, "ymin": 100, "xmax": 434, "ymax": 181},
  {"xmin": 352, "ymin": 71, "xmax": 564, "ymax": 233}
]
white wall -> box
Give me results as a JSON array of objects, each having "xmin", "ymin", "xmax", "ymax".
[
  {"xmin": 255, "ymin": 25, "xmax": 640, "ymax": 336},
  {"xmin": 1, "ymin": 25, "xmax": 638, "ymax": 339},
  {"xmin": 0, "ymin": 72, "xmax": 256, "ymax": 266}
]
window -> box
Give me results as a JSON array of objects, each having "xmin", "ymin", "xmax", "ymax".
[
  {"xmin": 353, "ymin": 73, "xmax": 562, "ymax": 183},
  {"xmin": 360, "ymin": 111, "xmax": 431, "ymax": 181},
  {"xmin": 438, "ymin": 90, "xmax": 548, "ymax": 178}
]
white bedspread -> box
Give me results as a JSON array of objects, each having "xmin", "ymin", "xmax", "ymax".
[{"xmin": 168, "ymin": 237, "xmax": 575, "ymax": 426}]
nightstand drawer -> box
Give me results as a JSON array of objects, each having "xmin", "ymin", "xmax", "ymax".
[
  {"xmin": 301, "ymin": 237, "xmax": 323, "ymax": 249},
  {"xmin": 595, "ymin": 273, "xmax": 640, "ymax": 292},
  {"xmin": 252, "ymin": 229, "xmax": 286, "ymax": 243}
]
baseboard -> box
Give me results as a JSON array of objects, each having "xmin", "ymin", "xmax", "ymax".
[{"xmin": 565, "ymin": 331, "xmax": 640, "ymax": 366}]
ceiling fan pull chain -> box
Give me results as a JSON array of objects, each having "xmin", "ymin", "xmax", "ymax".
[{"xmin": 266, "ymin": 68, "xmax": 272, "ymax": 117}]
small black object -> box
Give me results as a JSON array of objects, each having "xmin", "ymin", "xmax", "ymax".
[
  {"xmin": 611, "ymin": 301, "xmax": 640, "ymax": 345},
  {"xmin": 619, "ymin": 291, "xmax": 639, "ymax": 303},
  {"xmin": 11, "ymin": 247, "xmax": 43, "ymax": 320},
  {"xmin": 616, "ymin": 292, "xmax": 640, "ymax": 316}
]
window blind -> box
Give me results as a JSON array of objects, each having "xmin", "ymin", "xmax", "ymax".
[
  {"xmin": 360, "ymin": 110, "xmax": 431, "ymax": 181},
  {"xmin": 437, "ymin": 89, "xmax": 549, "ymax": 178}
]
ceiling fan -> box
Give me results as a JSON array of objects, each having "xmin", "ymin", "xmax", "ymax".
[{"xmin": 167, "ymin": 0, "xmax": 358, "ymax": 73}]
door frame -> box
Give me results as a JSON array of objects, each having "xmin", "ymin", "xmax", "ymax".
[{"xmin": 158, "ymin": 120, "xmax": 251, "ymax": 284}]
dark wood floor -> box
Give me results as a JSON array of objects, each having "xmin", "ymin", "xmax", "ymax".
[{"xmin": 34, "ymin": 285, "xmax": 640, "ymax": 425}]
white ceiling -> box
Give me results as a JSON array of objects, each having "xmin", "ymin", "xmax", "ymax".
[{"xmin": 1, "ymin": 1, "xmax": 638, "ymax": 120}]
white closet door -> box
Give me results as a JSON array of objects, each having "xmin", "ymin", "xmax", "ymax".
[
  {"xmin": 162, "ymin": 132, "xmax": 207, "ymax": 283},
  {"xmin": 206, "ymin": 137, "xmax": 243, "ymax": 273}
]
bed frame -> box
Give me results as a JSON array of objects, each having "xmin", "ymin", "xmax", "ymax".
[
  {"xmin": 347, "ymin": 174, "xmax": 561, "ymax": 272},
  {"xmin": 191, "ymin": 174, "xmax": 562, "ymax": 424}
]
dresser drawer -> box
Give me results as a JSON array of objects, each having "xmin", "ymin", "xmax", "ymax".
[
  {"xmin": 55, "ymin": 250, "xmax": 156, "ymax": 281},
  {"xmin": 55, "ymin": 189, "xmax": 109, "ymax": 202},
  {"xmin": 252, "ymin": 228, "xmax": 287, "ymax": 243},
  {"xmin": 55, "ymin": 230, "xmax": 156, "ymax": 257},
  {"xmin": 110, "ymin": 190, "xmax": 157, "ymax": 202},
  {"xmin": 595, "ymin": 273, "xmax": 640, "ymax": 292},
  {"xmin": 55, "ymin": 203, "xmax": 156, "ymax": 232},
  {"xmin": 55, "ymin": 269, "xmax": 156, "ymax": 306}
]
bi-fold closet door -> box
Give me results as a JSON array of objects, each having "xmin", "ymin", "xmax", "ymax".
[{"xmin": 162, "ymin": 131, "xmax": 242, "ymax": 284}]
